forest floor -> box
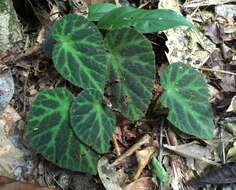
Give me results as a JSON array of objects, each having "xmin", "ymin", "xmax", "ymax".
[{"xmin": 0, "ymin": 0, "xmax": 236, "ymax": 190}]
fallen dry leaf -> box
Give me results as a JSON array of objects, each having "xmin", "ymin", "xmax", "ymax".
[
  {"xmin": 0, "ymin": 106, "xmax": 31, "ymax": 177},
  {"xmin": 215, "ymin": 4, "xmax": 236, "ymax": 18},
  {"xmin": 160, "ymin": 0, "xmax": 216, "ymax": 68},
  {"xmin": 227, "ymin": 141, "xmax": 236, "ymax": 159},
  {"xmin": 187, "ymin": 162, "xmax": 236, "ymax": 188},
  {"xmin": 224, "ymin": 118, "xmax": 236, "ymax": 136},
  {"xmin": 0, "ymin": 176, "xmax": 57, "ymax": 190},
  {"xmin": 208, "ymin": 84, "xmax": 223, "ymax": 104},
  {"xmin": 204, "ymin": 22, "xmax": 222, "ymax": 45},
  {"xmin": 133, "ymin": 146, "xmax": 155, "ymax": 180},
  {"xmin": 0, "ymin": 71, "xmax": 14, "ymax": 113},
  {"xmin": 227, "ymin": 96, "xmax": 236, "ymax": 112},
  {"xmin": 164, "ymin": 142, "xmax": 220, "ymax": 165},
  {"xmin": 124, "ymin": 177, "xmax": 155, "ymax": 190},
  {"xmin": 98, "ymin": 157, "xmax": 128, "ymax": 190}
]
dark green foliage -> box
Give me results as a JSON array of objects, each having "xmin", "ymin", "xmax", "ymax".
[
  {"xmin": 104, "ymin": 28, "xmax": 155, "ymax": 120},
  {"xmin": 160, "ymin": 63, "xmax": 214, "ymax": 139},
  {"xmin": 70, "ymin": 89, "xmax": 116, "ymax": 154},
  {"xmin": 88, "ymin": 3, "xmax": 117, "ymax": 21},
  {"xmin": 27, "ymin": 7, "xmax": 214, "ymax": 176},
  {"xmin": 97, "ymin": 6, "xmax": 193, "ymax": 33},
  {"xmin": 43, "ymin": 31, "xmax": 56, "ymax": 58},
  {"xmin": 51, "ymin": 14, "xmax": 107, "ymax": 92},
  {"xmin": 27, "ymin": 88, "xmax": 99, "ymax": 174}
]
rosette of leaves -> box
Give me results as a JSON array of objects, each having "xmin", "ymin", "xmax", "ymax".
[
  {"xmin": 28, "ymin": 13, "xmax": 157, "ymax": 174},
  {"xmin": 26, "ymin": 7, "xmax": 212, "ymax": 176}
]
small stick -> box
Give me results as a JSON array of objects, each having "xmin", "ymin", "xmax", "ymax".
[
  {"xmin": 165, "ymin": 129, "xmax": 182, "ymax": 189},
  {"xmin": 158, "ymin": 120, "xmax": 164, "ymax": 160},
  {"xmin": 112, "ymin": 134, "xmax": 121, "ymax": 157},
  {"xmin": 194, "ymin": 67, "xmax": 236, "ymax": 76},
  {"xmin": 220, "ymin": 127, "xmax": 226, "ymax": 164},
  {"xmin": 111, "ymin": 134, "xmax": 152, "ymax": 167},
  {"xmin": 159, "ymin": 120, "xmax": 164, "ymax": 190},
  {"xmin": 138, "ymin": 2, "xmax": 149, "ymax": 8}
]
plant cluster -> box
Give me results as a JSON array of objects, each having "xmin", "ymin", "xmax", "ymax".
[{"xmin": 27, "ymin": 3, "xmax": 214, "ymax": 175}]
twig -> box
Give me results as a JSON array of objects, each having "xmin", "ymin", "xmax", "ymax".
[
  {"xmin": 194, "ymin": 66, "xmax": 236, "ymax": 76},
  {"xmin": 138, "ymin": 2, "xmax": 149, "ymax": 8},
  {"xmin": 183, "ymin": 0, "xmax": 235, "ymax": 8},
  {"xmin": 220, "ymin": 127, "xmax": 226, "ymax": 164},
  {"xmin": 159, "ymin": 120, "xmax": 165, "ymax": 190},
  {"xmin": 111, "ymin": 134, "xmax": 152, "ymax": 167},
  {"xmin": 112, "ymin": 134, "xmax": 121, "ymax": 157},
  {"xmin": 158, "ymin": 120, "xmax": 165, "ymax": 160},
  {"xmin": 22, "ymin": 70, "xmax": 29, "ymax": 115},
  {"xmin": 166, "ymin": 129, "xmax": 183, "ymax": 190},
  {"xmin": 47, "ymin": 169, "xmax": 65, "ymax": 190}
]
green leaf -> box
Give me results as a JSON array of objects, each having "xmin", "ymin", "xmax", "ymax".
[
  {"xmin": 50, "ymin": 14, "xmax": 107, "ymax": 92},
  {"xmin": 27, "ymin": 88, "xmax": 99, "ymax": 175},
  {"xmin": 151, "ymin": 157, "xmax": 169, "ymax": 182},
  {"xmin": 43, "ymin": 31, "xmax": 56, "ymax": 58},
  {"xmin": 88, "ymin": 3, "xmax": 117, "ymax": 21},
  {"xmin": 98, "ymin": 7, "xmax": 192, "ymax": 33},
  {"xmin": 160, "ymin": 63, "xmax": 214, "ymax": 139},
  {"xmin": 70, "ymin": 89, "xmax": 116, "ymax": 154},
  {"xmin": 104, "ymin": 28, "xmax": 155, "ymax": 121}
]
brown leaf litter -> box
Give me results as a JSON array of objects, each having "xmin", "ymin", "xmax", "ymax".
[{"xmin": 0, "ymin": 176, "xmax": 57, "ymax": 190}]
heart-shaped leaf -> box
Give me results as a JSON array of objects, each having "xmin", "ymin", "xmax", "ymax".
[
  {"xmin": 50, "ymin": 14, "xmax": 107, "ymax": 92},
  {"xmin": 88, "ymin": 3, "xmax": 117, "ymax": 21},
  {"xmin": 160, "ymin": 63, "xmax": 214, "ymax": 139},
  {"xmin": 98, "ymin": 7, "xmax": 192, "ymax": 33},
  {"xmin": 104, "ymin": 28, "xmax": 155, "ymax": 121},
  {"xmin": 70, "ymin": 89, "xmax": 116, "ymax": 154},
  {"xmin": 27, "ymin": 88, "xmax": 99, "ymax": 174}
]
